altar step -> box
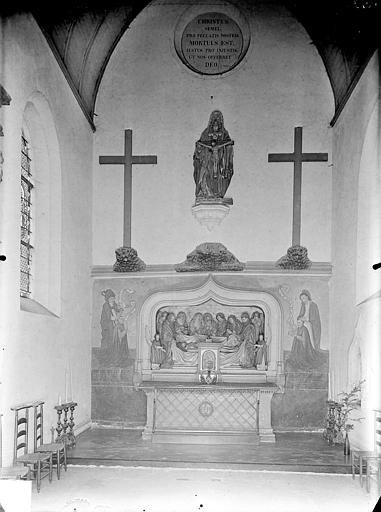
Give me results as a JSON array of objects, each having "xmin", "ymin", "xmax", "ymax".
[
  {"xmin": 67, "ymin": 456, "xmax": 352, "ymax": 474},
  {"xmin": 66, "ymin": 428, "xmax": 352, "ymax": 474},
  {"xmin": 150, "ymin": 430, "xmax": 260, "ymax": 445}
]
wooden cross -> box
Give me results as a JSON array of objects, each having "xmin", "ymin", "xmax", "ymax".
[
  {"xmin": 99, "ymin": 129, "xmax": 157, "ymax": 247},
  {"xmin": 268, "ymin": 127, "xmax": 328, "ymax": 246}
]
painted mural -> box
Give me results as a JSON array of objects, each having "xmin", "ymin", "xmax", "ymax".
[
  {"xmin": 94, "ymin": 287, "xmax": 136, "ymax": 368},
  {"xmin": 284, "ymin": 289, "xmax": 326, "ymax": 372}
]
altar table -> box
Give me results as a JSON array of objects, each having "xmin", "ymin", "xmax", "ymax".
[{"xmin": 140, "ymin": 382, "xmax": 277, "ymax": 444}]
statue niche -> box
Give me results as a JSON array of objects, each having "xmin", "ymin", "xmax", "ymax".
[
  {"xmin": 149, "ymin": 306, "xmax": 268, "ymax": 371},
  {"xmin": 193, "ymin": 110, "xmax": 234, "ymax": 204}
]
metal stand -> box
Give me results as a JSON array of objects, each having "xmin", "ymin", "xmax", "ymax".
[{"xmin": 54, "ymin": 401, "xmax": 78, "ymax": 447}]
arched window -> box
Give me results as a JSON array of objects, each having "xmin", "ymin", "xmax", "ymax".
[
  {"xmin": 20, "ymin": 128, "xmax": 34, "ymax": 297},
  {"xmin": 20, "ymin": 93, "xmax": 62, "ymax": 316}
]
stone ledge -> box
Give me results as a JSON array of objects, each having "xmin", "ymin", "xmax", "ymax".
[{"xmin": 91, "ymin": 261, "xmax": 332, "ymax": 278}]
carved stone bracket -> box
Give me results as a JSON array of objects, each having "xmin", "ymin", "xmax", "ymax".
[
  {"xmin": 191, "ymin": 201, "xmax": 230, "ymax": 231},
  {"xmin": 276, "ymin": 245, "xmax": 311, "ymax": 270},
  {"xmin": 113, "ymin": 246, "xmax": 146, "ymax": 272},
  {"xmin": 175, "ymin": 242, "xmax": 244, "ymax": 272}
]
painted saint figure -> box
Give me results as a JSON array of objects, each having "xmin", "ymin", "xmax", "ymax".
[
  {"xmin": 100, "ymin": 289, "xmax": 118, "ymax": 350},
  {"xmin": 193, "ymin": 110, "xmax": 234, "ymax": 201},
  {"xmin": 297, "ymin": 289, "xmax": 321, "ymax": 350},
  {"xmin": 100, "ymin": 289, "xmax": 133, "ymax": 367},
  {"xmin": 287, "ymin": 319, "xmax": 319, "ymax": 370}
]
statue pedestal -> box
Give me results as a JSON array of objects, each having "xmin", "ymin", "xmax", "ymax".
[{"xmin": 191, "ymin": 201, "xmax": 231, "ymax": 231}]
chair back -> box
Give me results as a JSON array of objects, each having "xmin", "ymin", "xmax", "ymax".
[
  {"xmin": 33, "ymin": 401, "xmax": 45, "ymax": 451},
  {"xmin": 375, "ymin": 410, "xmax": 381, "ymax": 454},
  {"xmin": 11, "ymin": 405, "xmax": 32, "ymax": 464}
]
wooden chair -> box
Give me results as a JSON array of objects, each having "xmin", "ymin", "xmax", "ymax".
[
  {"xmin": 12, "ymin": 403, "xmax": 53, "ymax": 493},
  {"xmin": 0, "ymin": 413, "xmax": 28, "ymax": 480},
  {"xmin": 33, "ymin": 401, "xmax": 67, "ymax": 479},
  {"xmin": 351, "ymin": 410, "xmax": 381, "ymax": 493}
]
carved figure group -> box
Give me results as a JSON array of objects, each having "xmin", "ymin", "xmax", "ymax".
[
  {"xmin": 150, "ymin": 309, "xmax": 267, "ymax": 370},
  {"xmin": 193, "ymin": 110, "xmax": 234, "ymax": 201}
]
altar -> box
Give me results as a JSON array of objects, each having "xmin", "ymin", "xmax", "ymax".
[
  {"xmin": 91, "ymin": 267, "xmax": 330, "ymax": 435},
  {"xmin": 140, "ymin": 381, "xmax": 277, "ymax": 444}
]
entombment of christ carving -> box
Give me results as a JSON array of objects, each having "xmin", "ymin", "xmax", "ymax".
[{"xmin": 99, "ymin": 129, "xmax": 157, "ymax": 271}]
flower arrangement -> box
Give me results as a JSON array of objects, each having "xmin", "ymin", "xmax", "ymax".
[
  {"xmin": 336, "ymin": 380, "xmax": 365, "ymax": 435},
  {"xmin": 323, "ymin": 380, "xmax": 364, "ymax": 445}
]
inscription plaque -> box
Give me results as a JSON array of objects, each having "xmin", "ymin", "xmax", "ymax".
[{"xmin": 179, "ymin": 12, "xmax": 245, "ymax": 75}]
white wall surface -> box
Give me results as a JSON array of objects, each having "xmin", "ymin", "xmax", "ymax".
[
  {"xmin": 93, "ymin": 0, "xmax": 333, "ymax": 266},
  {"xmin": 356, "ymin": 102, "xmax": 381, "ymax": 304},
  {"xmin": 330, "ymin": 51, "xmax": 380, "ymax": 405},
  {"xmin": 0, "ymin": 14, "xmax": 93, "ymax": 465}
]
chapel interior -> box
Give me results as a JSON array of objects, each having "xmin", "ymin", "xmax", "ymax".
[{"xmin": 0, "ymin": 0, "xmax": 380, "ymax": 509}]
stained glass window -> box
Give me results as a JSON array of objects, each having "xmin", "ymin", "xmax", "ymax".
[{"xmin": 20, "ymin": 130, "xmax": 33, "ymax": 297}]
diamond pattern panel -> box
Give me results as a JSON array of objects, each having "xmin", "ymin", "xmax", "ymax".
[{"xmin": 155, "ymin": 388, "xmax": 259, "ymax": 432}]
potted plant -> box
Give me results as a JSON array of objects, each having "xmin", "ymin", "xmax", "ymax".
[{"xmin": 336, "ymin": 380, "xmax": 365, "ymax": 454}]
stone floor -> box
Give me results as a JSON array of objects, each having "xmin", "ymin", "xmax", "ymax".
[
  {"xmin": 29, "ymin": 466, "xmax": 379, "ymax": 512},
  {"xmin": 3, "ymin": 429, "xmax": 377, "ymax": 511},
  {"xmin": 67, "ymin": 428, "xmax": 353, "ymax": 473}
]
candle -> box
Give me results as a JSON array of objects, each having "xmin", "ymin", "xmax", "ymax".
[
  {"xmin": 328, "ymin": 371, "xmax": 331, "ymax": 400},
  {"xmin": 58, "ymin": 394, "xmax": 62, "ymax": 406},
  {"xmin": 68, "ymin": 368, "xmax": 73, "ymax": 402},
  {"xmin": 65, "ymin": 367, "xmax": 68, "ymax": 403}
]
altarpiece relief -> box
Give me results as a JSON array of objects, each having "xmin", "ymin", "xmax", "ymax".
[{"xmin": 150, "ymin": 302, "xmax": 267, "ymax": 371}]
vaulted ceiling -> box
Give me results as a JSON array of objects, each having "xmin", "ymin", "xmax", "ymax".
[{"xmin": 7, "ymin": 0, "xmax": 377, "ymax": 131}]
